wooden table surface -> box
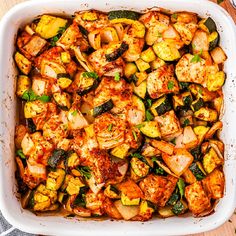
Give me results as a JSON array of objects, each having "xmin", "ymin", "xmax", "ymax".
[{"xmin": 0, "ymin": 0, "xmax": 236, "ymax": 235}]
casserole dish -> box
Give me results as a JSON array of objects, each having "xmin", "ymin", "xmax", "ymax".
[{"xmin": 0, "ymin": 0, "xmax": 236, "ymax": 235}]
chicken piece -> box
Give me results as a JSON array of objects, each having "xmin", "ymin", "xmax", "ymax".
[
  {"xmin": 85, "ymin": 191, "xmax": 105, "ymax": 213},
  {"xmin": 202, "ymin": 169, "xmax": 224, "ymax": 199},
  {"xmin": 175, "ymin": 54, "xmax": 207, "ymax": 85},
  {"xmin": 162, "ymin": 148, "xmax": 194, "ymax": 176},
  {"xmin": 155, "ymin": 110, "xmax": 182, "ymax": 140},
  {"xmin": 88, "ymin": 43, "xmax": 125, "ymax": 77},
  {"xmin": 140, "ymin": 12, "xmax": 169, "ymax": 45},
  {"xmin": 94, "ymin": 113, "xmax": 126, "ymax": 149},
  {"xmin": 139, "ymin": 174, "xmax": 177, "ymax": 206},
  {"xmin": 89, "ymin": 148, "xmax": 113, "ymax": 184},
  {"xmin": 118, "ymin": 179, "xmax": 143, "ymax": 200},
  {"xmin": 185, "ymin": 181, "xmax": 211, "ymax": 216},
  {"xmin": 74, "ymin": 10, "xmax": 110, "ymax": 32},
  {"xmin": 102, "ymin": 198, "xmax": 122, "ymax": 219},
  {"xmin": 17, "ymin": 31, "xmax": 47, "ymax": 59},
  {"xmin": 147, "ymin": 64, "xmax": 179, "ymax": 99},
  {"xmin": 173, "ymin": 22, "xmax": 198, "ymax": 45},
  {"xmin": 43, "ymin": 114, "xmax": 69, "ymax": 145},
  {"xmin": 94, "ymin": 77, "xmax": 132, "ymax": 114},
  {"xmin": 56, "ymin": 22, "xmax": 89, "ymax": 50}
]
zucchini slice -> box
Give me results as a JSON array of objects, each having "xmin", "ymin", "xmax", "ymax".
[
  {"xmin": 57, "ymin": 73, "xmax": 72, "ymax": 89},
  {"xmin": 108, "ymin": 10, "xmax": 140, "ymax": 21},
  {"xmin": 153, "ymin": 41, "xmax": 180, "ymax": 61},
  {"xmin": 209, "ymin": 31, "xmax": 219, "ymax": 51},
  {"xmin": 189, "ymin": 162, "xmax": 206, "ymax": 180},
  {"xmin": 203, "ymin": 17, "xmax": 217, "ymax": 34},
  {"xmin": 191, "ymin": 98, "xmax": 204, "ymax": 111},
  {"xmin": 139, "ymin": 121, "xmax": 161, "ymax": 138},
  {"xmin": 53, "ymin": 92, "xmax": 71, "ymax": 110},
  {"xmin": 46, "ymin": 168, "xmax": 66, "ymax": 191},
  {"xmin": 104, "ymin": 185, "xmax": 120, "ymax": 199},
  {"xmin": 93, "ymin": 99, "xmax": 114, "ymax": 117},
  {"xmin": 124, "ymin": 62, "xmax": 138, "ymax": 79},
  {"xmin": 194, "ymin": 107, "xmax": 218, "ymax": 122},
  {"xmin": 173, "ymin": 92, "xmax": 192, "ymax": 110},
  {"xmin": 132, "ymin": 95, "xmax": 145, "ymax": 115},
  {"xmin": 76, "ymin": 72, "xmax": 99, "ymax": 95},
  {"xmin": 151, "ymin": 96, "xmax": 172, "ymax": 116},
  {"xmin": 207, "ymin": 71, "xmax": 225, "ymax": 92},
  {"xmin": 130, "ymin": 157, "xmax": 149, "ymax": 177},
  {"xmin": 132, "ymin": 80, "xmax": 147, "ymax": 99},
  {"xmin": 105, "ymin": 42, "xmax": 129, "ymax": 62}
]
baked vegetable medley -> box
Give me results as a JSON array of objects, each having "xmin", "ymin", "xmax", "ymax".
[{"xmin": 14, "ymin": 9, "xmax": 226, "ymax": 221}]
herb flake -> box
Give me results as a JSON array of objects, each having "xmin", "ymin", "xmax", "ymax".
[
  {"xmin": 114, "ymin": 72, "xmax": 120, "ymax": 82},
  {"xmin": 82, "ymin": 71, "xmax": 99, "ymax": 80},
  {"xmin": 167, "ymin": 80, "xmax": 175, "ymax": 90},
  {"xmin": 16, "ymin": 149, "xmax": 26, "ymax": 159},
  {"xmin": 191, "ymin": 54, "xmax": 201, "ymax": 63},
  {"xmin": 77, "ymin": 166, "xmax": 91, "ymax": 180},
  {"xmin": 108, "ymin": 123, "xmax": 113, "ymax": 131},
  {"xmin": 145, "ymin": 110, "xmax": 154, "ymax": 121}
]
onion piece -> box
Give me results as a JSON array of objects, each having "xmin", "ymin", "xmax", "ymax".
[
  {"xmin": 88, "ymin": 30, "xmax": 101, "ymax": 50},
  {"xmin": 155, "ymin": 160, "xmax": 179, "ymax": 178},
  {"xmin": 71, "ymin": 45, "xmax": 93, "ymax": 72},
  {"xmin": 113, "ymin": 24, "xmax": 124, "ymax": 40},
  {"xmin": 101, "ymin": 27, "xmax": 119, "ymax": 43}
]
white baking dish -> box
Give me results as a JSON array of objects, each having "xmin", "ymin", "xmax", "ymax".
[{"xmin": 0, "ymin": 0, "xmax": 236, "ymax": 235}]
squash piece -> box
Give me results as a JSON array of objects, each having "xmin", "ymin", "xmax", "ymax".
[
  {"xmin": 207, "ymin": 71, "xmax": 225, "ymax": 92},
  {"xmin": 141, "ymin": 47, "xmax": 156, "ymax": 63},
  {"xmin": 203, "ymin": 147, "xmax": 223, "ymax": 174},
  {"xmin": 139, "ymin": 121, "xmax": 161, "ymax": 138},
  {"xmin": 193, "ymin": 126, "xmax": 210, "ymax": 144},
  {"xmin": 36, "ymin": 15, "xmax": 68, "ymax": 39},
  {"xmin": 194, "ymin": 107, "xmax": 218, "ymax": 122},
  {"xmin": 14, "ymin": 52, "xmax": 32, "ymax": 75},
  {"xmin": 16, "ymin": 75, "xmax": 31, "ymax": 97},
  {"xmin": 110, "ymin": 143, "xmax": 130, "ymax": 159},
  {"xmin": 162, "ymin": 148, "xmax": 194, "ymax": 176}
]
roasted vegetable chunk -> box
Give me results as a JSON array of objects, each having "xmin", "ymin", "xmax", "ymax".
[
  {"xmin": 185, "ymin": 181, "xmax": 211, "ymax": 215},
  {"xmin": 147, "ymin": 64, "xmax": 179, "ymax": 99},
  {"xmin": 139, "ymin": 174, "xmax": 177, "ymax": 206}
]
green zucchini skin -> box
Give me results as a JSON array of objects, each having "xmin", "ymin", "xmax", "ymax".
[
  {"xmin": 108, "ymin": 10, "xmax": 140, "ymax": 21},
  {"xmin": 105, "ymin": 42, "xmax": 129, "ymax": 62},
  {"xmin": 77, "ymin": 78, "xmax": 99, "ymax": 96},
  {"xmin": 48, "ymin": 149, "xmax": 67, "ymax": 169},
  {"xmin": 191, "ymin": 98, "xmax": 204, "ymax": 111},
  {"xmin": 93, "ymin": 99, "xmax": 114, "ymax": 117},
  {"xmin": 204, "ymin": 17, "xmax": 217, "ymax": 33},
  {"xmin": 209, "ymin": 31, "xmax": 219, "ymax": 51},
  {"xmin": 189, "ymin": 163, "xmax": 205, "ymax": 180},
  {"xmin": 153, "ymin": 96, "xmax": 172, "ymax": 116},
  {"xmin": 57, "ymin": 73, "xmax": 71, "ymax": 79}
]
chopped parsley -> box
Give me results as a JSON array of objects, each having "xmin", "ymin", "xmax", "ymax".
[
  {"xmin": 71, "ymin": 110, "xmax": 78, "ymax": 116},
  {"xmin": 22, "ymin": 90, "xmax": 50, "ymax": 103},
  {"xmin": 183, "ymin": 118, "xmax": 190, "ymax": 127},
  {"xmin": 132, "ymin": 130, "xmax": 138, "ymax": 141},
  {"xmin": 77, "ymin": 166, "xmax": 91, "ymax": 180},
  {"xmin": 114, "ymin": 72, "xmax": 120, "ymax": 82},
  {"xmin": 82, "ymin": 71, "xmax": 99, "ymax": 79},
  {"xmin": 50, "ymin": 25, "xmax": 68, "ymax": 46},
  {"xmin": 172, "ymin": 13, "xmax": 178, "ymax": 20},
  {"xmin": 217, "ymin": 0, "xmax": 224, "ymax": 4},
  {"xmin": 147, "ymin": 99, "xmax": 152, "ymax": 107},
  {"xmin": 177, "ymin": 178, "xmax": 185, "ymax": 198},
  {"xmin": 167, "ymin": 80, "xmax": 175, "ymax": 90},
  {"xmin": 108, "ymin": 123, "xmax": 113, "ymax": 131},
  {"xmin": 191, "ymin": 54, "xmax": 201, "ymax": 63},
  {"xmin": 145, "ymin": 110, "xmax": 154, "ymax": 121},
  {"xmin": 16, "ymin": 149, "xmax": 26, "ymax": 159}
]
